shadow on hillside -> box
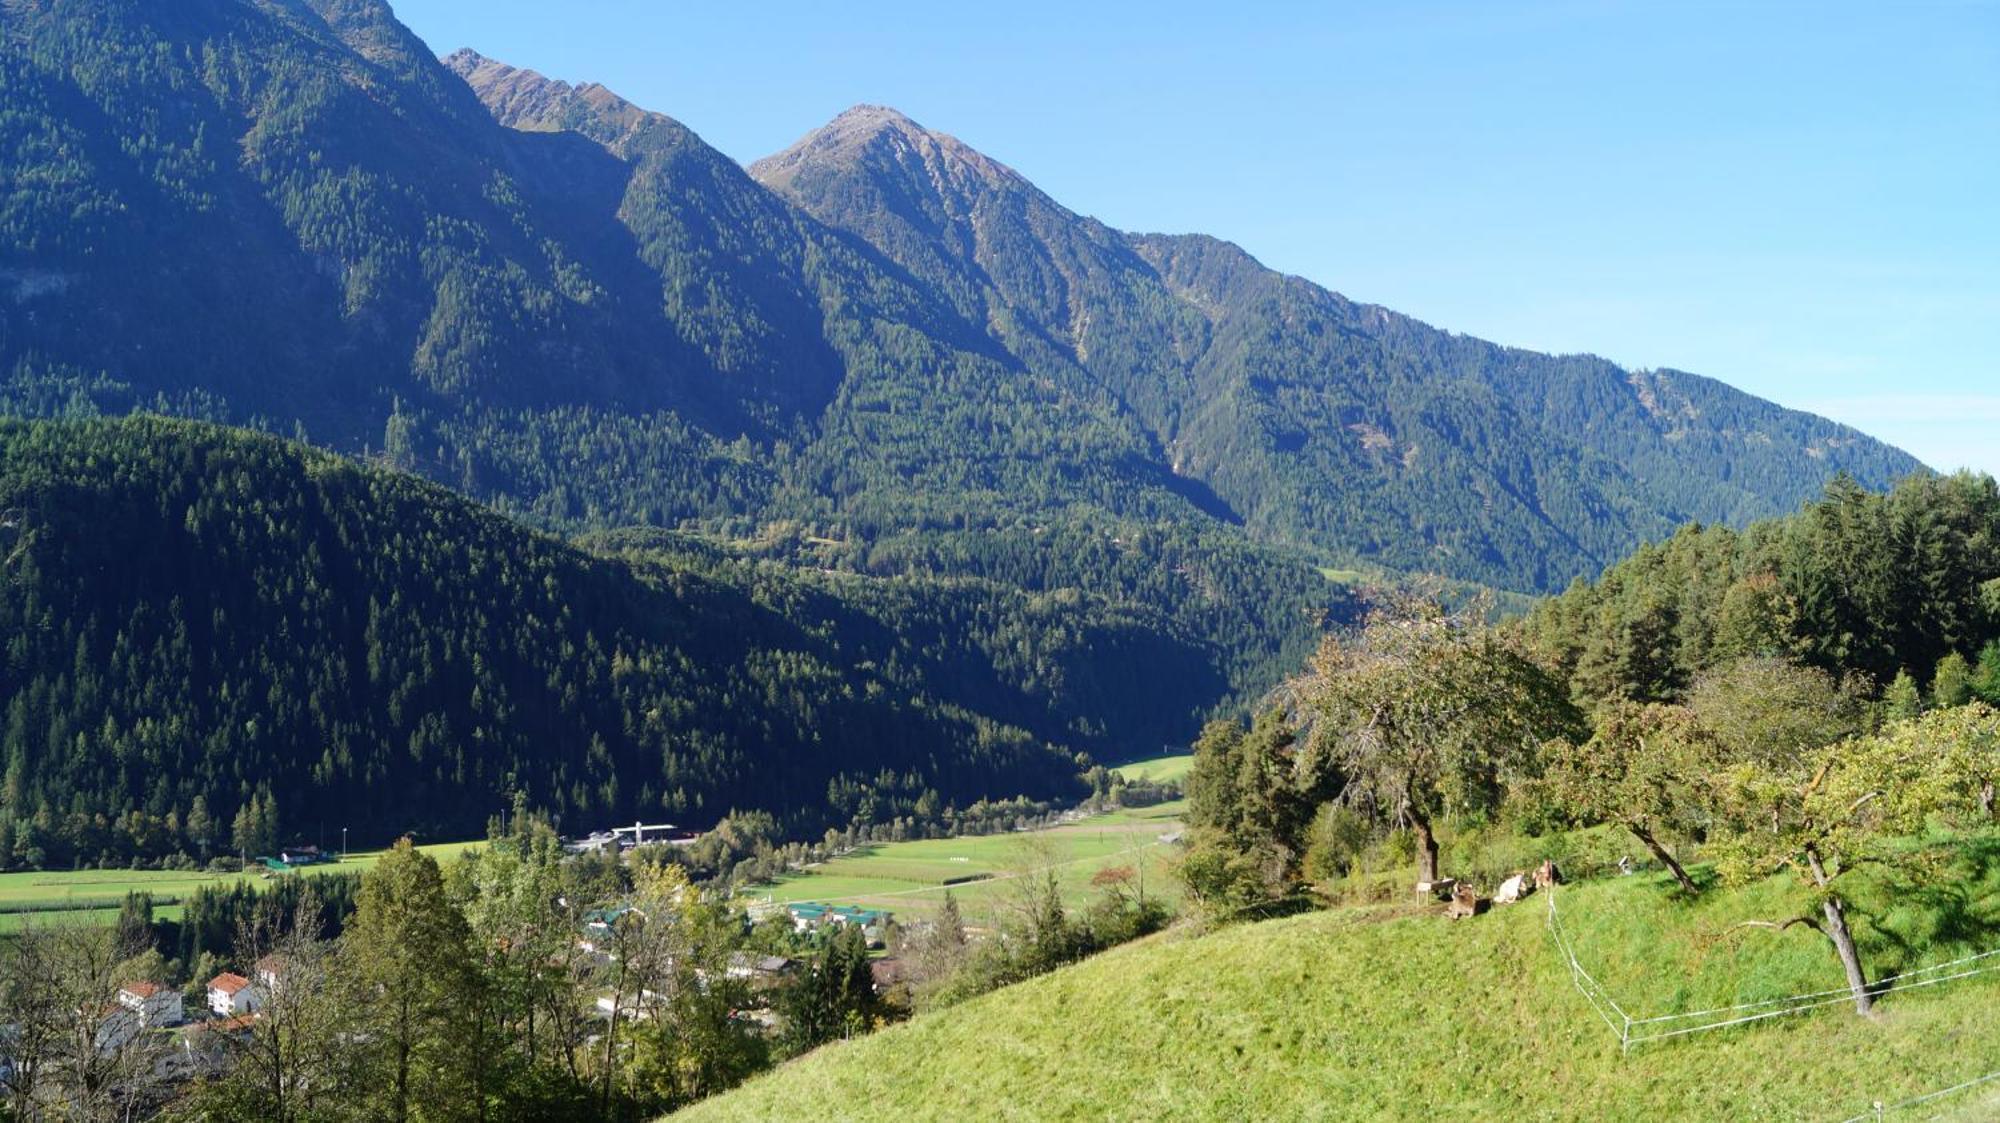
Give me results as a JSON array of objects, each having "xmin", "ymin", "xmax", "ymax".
[
  {"xmin": 1660, "ymin": 865, "xmax": 1723, "ymax": 902},
  {"xmin": 1852, "ymin": 832, "xmax": 2000, "ymax": 989}
]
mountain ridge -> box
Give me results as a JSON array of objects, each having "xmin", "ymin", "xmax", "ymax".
[
  {"xmin": 0, "ymin": 0, "xmax": 1926, "ymax": 714},
  {"xmin": 744, "ymin": 95, "xmax": 1921, "ymax": 583}
]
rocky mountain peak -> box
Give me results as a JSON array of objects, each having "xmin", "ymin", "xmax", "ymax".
[{"xmin": 750, "ymin": 103, "xmax": 1024, "ymax": 194}]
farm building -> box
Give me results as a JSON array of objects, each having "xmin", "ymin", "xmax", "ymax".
[
  {"xmin": 785, "ymin": 903, "xmax": 890, "ymax": 944},
  {"xmin": 726, "ymin": 953, "xmax": 796, "ymax": 986}
]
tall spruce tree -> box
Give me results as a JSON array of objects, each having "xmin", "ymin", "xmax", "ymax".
[{"xmin": 338, "ymin": 840, "xmax": 480, "ymax": 1123}]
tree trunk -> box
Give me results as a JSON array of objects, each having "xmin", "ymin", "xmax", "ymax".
[
  {"xmin": 1628, "ymin": 824, "xmax": 1699, "ymax": 893},
  {"xmin": 1981, "ymin": 778, "xmax": 1994, "ymax": 819},
  {"xmin": 1807, "ymin": 847, "xmax": 1873, "ymax": 1015},
  {"xmin": 601, "ymin": 955, "xmax": 625, "ymax": 1123},
  {"xmin": 1411, "ymin": 813, "xmax": 1440, "ymax": 885}
]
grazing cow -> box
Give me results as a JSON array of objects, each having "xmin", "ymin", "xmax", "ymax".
[
  {"xmin": 1533, "ymin": 860, "xmax": 1563, "ymax": 889},
  {"xmin": 1493, "ymin": 872, "xmax": 1532, "ymax": 904},
  {"xmin": 1445, "ymin": 882, "xmax": 1486, "ymax": 920}
]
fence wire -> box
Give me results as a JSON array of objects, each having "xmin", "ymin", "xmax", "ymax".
[
  {"xmin": 1831, "ymin": 1065, "xmax": 2000, "ymax": 1122},
  {"xmin": 1542, "ymin": 884, "xmax": 2000, "ymax": 1053}
]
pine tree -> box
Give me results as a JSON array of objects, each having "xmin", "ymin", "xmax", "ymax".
[
  {"xmin": 1973, "ymin": 641, "xmax": 2000, "ymax": 705},
  {"xmin": 232, "ymin": 800, "xmax": 257, "ymax": 862}
]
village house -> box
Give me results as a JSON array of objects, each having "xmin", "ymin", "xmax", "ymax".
[
  {"xmin": 258, "ymin": 845, "xmax": 336, "ymax": 873},
  {"xmin": 206, "ymin": 972, "xmax": 260, "ymax": 1017},
  {"xmin": 578, "ymin": 904, "xmax": 647, "ymax": 954},
  {"xmin": 254, "ymin": 954, "xmax": 291, "ymax": 993},
  {"xmin": 93, "ymin": 1003, "xmax": 143, "ymax": 1054},
  {"xmin": 593, "ymin": 989, "xmax": 668, "ymax": 1020},
  {"xmin": 725, "ymin": 952, "xmax": 796, "ymax": 987},
  {"xmin": 173, "ymin": 1013, "xmax": 259, "ymax": 1077},
  {"xmin": 117, "ymin": 981, "xmax": 184, "ymax": 1028}
]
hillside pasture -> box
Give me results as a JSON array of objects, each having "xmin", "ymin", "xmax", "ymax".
[
  {"xmin": 687, "ymin": 831, "xmax": 2000, "ymax": 1121},
  {"xmin": 1109, "ymin": 751, "xmax": 1194, "ymax": 785}
]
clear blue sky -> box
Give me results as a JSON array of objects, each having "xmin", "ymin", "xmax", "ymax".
[{"xmin": 388, "ymin": 0, "xmax": 2000, "ymax": 476}]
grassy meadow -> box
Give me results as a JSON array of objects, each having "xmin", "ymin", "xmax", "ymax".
[
  {"xmin": 740, "ymin": 801, "xmax": 1185, "ymax": 927},
  {"xmin": 686, "ymin": 832, "xmax": 2000, "ymax": 1121},
  {"xmin": 1109, "ymin": 750, "xmax": 1194, "ymax": 785},
  {"xmin": 0, "ymin": 839, "xmax": 483, "ymax": 933}
]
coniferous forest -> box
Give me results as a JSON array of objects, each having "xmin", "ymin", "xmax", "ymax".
[{"xmin": 0, "ymin": 416, "xmax": 1158, "ymax": 862}]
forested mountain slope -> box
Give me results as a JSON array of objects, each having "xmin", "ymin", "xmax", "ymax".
[
  {"xmin": 751, "ymin": 105, "xmax": 1922, "ymax": 590},
  {"xmin": 0, "ymin": 416, "xmax": 1246, "ymax": 863},
  {"xmin": 0, "ymin": 0, "xmax": 1931, "ymax": 789},
  {"xmin": 0, "ymin": 0, "xmax": 1919, "ymax": 597}
]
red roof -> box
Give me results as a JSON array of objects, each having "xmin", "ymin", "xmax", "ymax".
[
  {"xmin": 209, "ymin": 972, "xmax": 251, "ymax": 995},
  {"xmin": 121, "ymin": 981, "xmax": 165, "ymax": 998}
]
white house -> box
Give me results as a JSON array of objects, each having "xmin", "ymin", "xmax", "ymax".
[
  {"xmin": 593, "ymin": 989, "xmax": 667, "ymax": 1020},
  {"xmin": 93, "ymin": 1004, "xmax": 142, "ymax": 1054},
  {"xmin": 254, "ymin": 954, "xmax": 291, "ymax": 994},
  {"xmin": 207, "ymin": 972, "xmax": 260, "ymax": 1017},
  {"xmin": 117, "ymin": 981, "xmax": 184, "ymax": 1028}
]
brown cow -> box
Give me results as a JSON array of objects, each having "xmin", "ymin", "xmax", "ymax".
[
  {"xmin": 1444, "ymin": 882, "xmax": 1487, "ymax": 920},
  {"xmin": 1533, "ymin": 860, "xmax": 1563, "ymax": 889}
]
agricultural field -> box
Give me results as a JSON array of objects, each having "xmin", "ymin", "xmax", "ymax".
[
  {"xmin": 741, "ymin": 802, "xmax": 1186, "ymax": 928},
  {"xmin": 1109, "ymin": 750, "xmax": 1194, "ymax": 786},
  {"xmin": 0, "ymin": 839, "xmax": 483, "ymax": 933}
]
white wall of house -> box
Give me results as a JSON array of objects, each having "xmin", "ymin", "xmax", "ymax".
[
  {"xmin": 207, "ymin": 983, "xmax": 260, "ymax": 1017},
  {"xmin": 119, "ymin": 987, "xmax": 184, "ymax": 1028}
]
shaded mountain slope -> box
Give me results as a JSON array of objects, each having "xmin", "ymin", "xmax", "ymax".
[{"xmin": 0, "ymin": 416, "xmax": 1278, "ymax": 857}]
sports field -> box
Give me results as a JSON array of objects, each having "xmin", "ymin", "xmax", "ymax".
[{"xmin": 740, "ymin": 801, "xmax": 1185, "ymax": 927}]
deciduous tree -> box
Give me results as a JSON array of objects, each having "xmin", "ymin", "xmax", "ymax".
[
  {"xmin": 337, "ymin": 839, "xmax": 479, "ymax": 1123},
  {"xmin": 1301, "ymin": 596, "xmax": 1578, "ymax": 885},
  {"xmin": 1709, "ymin": 706, "xmax": 1998, "ymax": 1013},
  {"xmin": 1543, "ymin": 702, "xmax": 1715, "ymax": 893}
]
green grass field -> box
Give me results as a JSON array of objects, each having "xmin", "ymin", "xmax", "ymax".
[
  {"xmin": 1109, "ymin": 751, "xmax": 1194, "ymax": 785},
  {"xmin": 686, "ymin": 833, "xmax": 2000, "ymax": 1121},
  {"xmin": 0, "ymin": 839, "xmax": 483, "ymax": 932},
  {"xmin": 739, "ymin": 802, "xmax": 1185, "ymax": 927}
]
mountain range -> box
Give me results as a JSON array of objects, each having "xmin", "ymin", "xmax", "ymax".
[
  {"xmin": 0, "ymin": 0, "xmax": 1931, "ymax": 835},
  {"xmin": 0, "ymin": 0, "xmax": 1919, "ymax": 594}
]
